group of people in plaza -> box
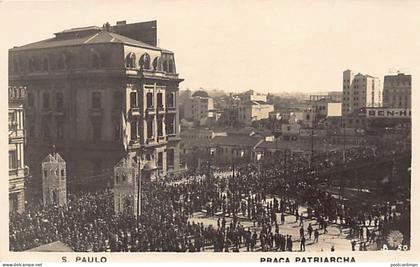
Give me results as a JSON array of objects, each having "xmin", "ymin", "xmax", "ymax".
[{"xmin": 9, "ymin": 145, "xmax": 410, "ymax": 252}]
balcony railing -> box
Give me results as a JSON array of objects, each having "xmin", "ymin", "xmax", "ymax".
[
  {"xmin": 130, "ymin": 107, "xmax": 141, "ymax": 117},
  {"xmin": 166, "ymin": 106, "xmax": 176, "ymax": 113}
]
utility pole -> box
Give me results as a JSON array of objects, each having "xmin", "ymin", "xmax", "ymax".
[{"xmin": 137, "ymin": 158, "xmax": 142, "ymax": 222}]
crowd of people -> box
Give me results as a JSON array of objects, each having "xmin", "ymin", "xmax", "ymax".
[{"xmin": 9, "ymin": 145, "xmax": 410, "ymax": 252}]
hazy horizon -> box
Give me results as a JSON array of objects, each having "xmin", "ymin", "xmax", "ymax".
[{"xmin": 1, "ymin": 0, "xmax": 418, "ymax": 94}]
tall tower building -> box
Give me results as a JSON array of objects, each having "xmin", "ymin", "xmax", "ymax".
[
  {"xmin": 342, "ymin": 70, "xmax": 382, "ymax": 116},
  {"xmin": 41, "ymin": 152, "xmax": 67, "ymax": 207},
  {"xmin": 383, "ymin": 73, "xmax": 411, "ymax": 109},
  {"xmin": 9, "ymin": 20, "xmax": 183, "ymax": 193}
]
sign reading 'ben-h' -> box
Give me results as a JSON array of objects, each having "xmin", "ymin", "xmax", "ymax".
[{"xmin": 366, "ymin": 108, "xmax": 411, "ymax": 118}]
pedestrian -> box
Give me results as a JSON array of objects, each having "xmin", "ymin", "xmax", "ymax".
[
  {"xmin": 300, "ymin": 236, "xmax": 306, "ymax": 252},
  {"xmin": 314, "ymin": 229, "xmax": 319, "ymax": 243},
  {"xmin": 307, "ymin": 223, "xmax": 313, "ymax": 239}
]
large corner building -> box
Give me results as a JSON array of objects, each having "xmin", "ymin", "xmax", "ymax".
[{"xmin": 9, "ymin": 20, "xmax": 183, "ymax": 191}]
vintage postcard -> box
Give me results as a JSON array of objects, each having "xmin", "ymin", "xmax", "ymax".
[{"xmin": 0, "ymin": 0, "xmax": 418, "ymax": 265}]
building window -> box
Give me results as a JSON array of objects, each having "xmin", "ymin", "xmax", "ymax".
[
  {"xmin": 57, "ymin": 54, "xmax": 65, "ymax": 69},
  {"xmin": 41, "ymin": 117, "xmax": 50, "ymax": 140},
  {"xmin": 157, "ymin": 119, "xmax": 163, "ymax": 137},
  {"xmin": 152, "ymin": 57, "xmax": 159, "ymax": 71},
  {"xmin": 42, "ymin": 92, "xmax": 50, "ymax": 109},
  {"xmin": 114, "ymin": 123, "xmax": 121, "ymax": 141},
  {"xmin": 130, "ymin": 121, "xmax": 138, "ymax": 140},
  {"xmin": 139, "ymin": 53, "xmax": 150, "ymax": 70},
  {"xmin": 28, "ymin": 122, "xmax": 35, "ymax": 138},
  {"xmin": 56, "ymin": 92, "xmax": 64, "ymax": 110},
  {"xmin": 56, "ymin": 119, "xmax": 64, "ymax": 140},
  {"xmin": 147, "ymin": 120, "xmax": 153, "ymax": 139},
  {"xmin": 43, "ymin": 58, "xmax": 49, "ymax": 71},
  {"xmin": 166, "ymin": 117, "xmax": 174, "ymax": 135},
  {"xmin": 92, "ymin": 122, "xmax": 101, "ymax": 140},
  {"xmin": 27, "ymin": 92, "xmax": 34, "ymax": 108},
  {"xmin": 113, "ymin": 92, "xmax": 123, "ymax": 110},
  {"xmin": 9, "ymin": 150, "xmax": 17, "ymax": 170},
  {"xmin": 91, "ymin": 52, "xmax": 100, "ymax": 68},
  {"xmin": 130, "ymin": 92, "xmax": 138, "ymax": 108},
  {"xmin": 146, "ymin": 92, "xmax": 153, "ymax": 108},
  {"xmin": 157, "ymin": 152, "xmax": 163, "ymax": 169},
  {"xmin": 8, "ymin": 112, "xmax": 15, "ymax": 131},
  {"xmin": 168, "ymin": 60, "xmax": 174, "ymax": 73},
  {"xmin": 167, "ymin": 92, "xmax": 174, "ymax": 108},
  {"xmin": 167, "ymin": 149, "xmax": 174, "ymax": 168},
  {"xmin": 163, "ymin": 60, "xmax": 168, "ymax": 72},
  {"xmin": 92, "ymin": 92, "xmax": 101, "ymax": 109},
  {"xmin": 125, "ymin": 53, "xmax": 136, "ymax": 68},
  {"xmin": 157, "ymin": 92, "xmax": 163, "ymax": 108}
]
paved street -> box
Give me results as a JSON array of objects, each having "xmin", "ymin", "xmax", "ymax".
[{"xmin": 188, "ymin": 197, "xmax": 377, "ymax": 252}]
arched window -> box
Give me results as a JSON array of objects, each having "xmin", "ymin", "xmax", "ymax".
[
  {"xmin": 168, "ymin": 60, "xmax": 174, "ymax": 73},
  {"xmin": 152, "ymin": 57, "xmax": 159, "ymax": 71},
  {"xmin": 125, "ymin": 53, "xmax": 136, "ymax": 68},
  {"xmin": 163, "ymin": 60, "xmax": 168, "ymax": 72},
  {"xmin": 139, "ymin": 53, "xmax": 150, "ymax": 70}
]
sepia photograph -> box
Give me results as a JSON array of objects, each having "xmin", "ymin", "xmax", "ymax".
[{"xmin": 1, "ymin": 0, "xmax": 418, "ymax": 264}]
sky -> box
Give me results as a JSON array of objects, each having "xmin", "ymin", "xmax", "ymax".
[{"xmin": 0, "ymin": 0, "xmax": 419, "ymax": 94}]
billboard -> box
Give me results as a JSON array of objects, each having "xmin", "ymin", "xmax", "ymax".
[{"xmin": 366, "ymin": 108, "xmax": 411, "ymax": 118}]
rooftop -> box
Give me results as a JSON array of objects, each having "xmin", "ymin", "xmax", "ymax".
[
  {"xmin": 210, "ymin": 135, "xmax": 261, "ymax": 147},
  {"xmin": 11, "ymin": 26, "xmax": 168, "ymax": 52}
]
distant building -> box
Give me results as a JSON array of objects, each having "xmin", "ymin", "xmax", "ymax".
[
  {"xmin": 240, "ymin": 90, "xmax": 268, "ymax": 102},
  {"xmin": 210, "ymin": 135, "xmax": 262, "ymax": 164},
  {"xmin": 342, "ymin": 70, "xmax": 382, "ymax": 116},
  {"xmin": 383, "ymin": 73, "xmax": 411, "ymax": 109},
  {"xmin": 183, "ymin": 90, "xmax": 216, "ymax": 126},
  {"xmin": 238, "ymin": 100, "xmax": 274, "ymax": 126},
  {"xmin": 9, "ymin": 86, "xmax": 29, "ymax": 213},
  {"xmin": 309, "ymin": 93, "xmax": 342, "ymax": 120}
]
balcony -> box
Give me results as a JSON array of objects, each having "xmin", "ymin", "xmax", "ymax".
[
  {"xmin": 146, "ymin": 106, "xmax": 155, "ymax": 116},
  {"xmin": 166, "ymin": 106, "xmax": 176, "ymax": 113},
  {"xmin": 9, "ymin": 129, "xmax": 24, "ymax": 140},
  {"xmin": 157, "ymin": 105, "xmax": 165, "ymax": 113},
  {"xmin": 145, "ymin": 137, "xmax": 156, "ymax": 145},
  {"xmin": 54, "ymin": 107, "xmax": 65, "ymax": 116},
  {"xmin": 89, "ymin": 108, "xmax": 103, "ymax": 117},
  {"xmin": 130, "ymin": 107, "xmax": 141, "ymax": 117},
  {"xmin": 9, "ymin": 166, "xmax": 29, "ymax": 178},
  {"xmin": 157, "ymin": 135, "xmax": 166, "ymax": 142}
]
